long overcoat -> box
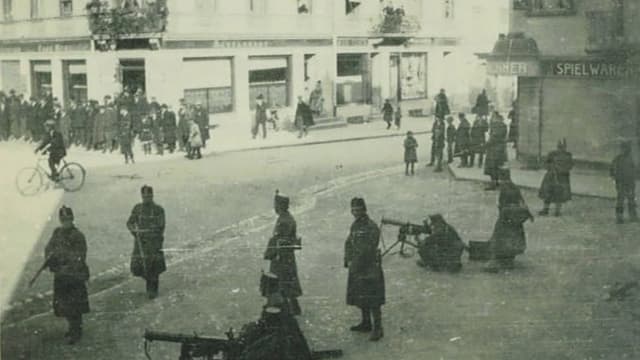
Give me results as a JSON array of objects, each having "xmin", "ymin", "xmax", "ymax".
[
  {"xmin": 45, "ymin": 226, "xmax": 90, "ymax": 317},
  {"xmin": 344, "ymin": 215, "xmax": 385, "ymax": 308},
  {"xmin": 483, "ymin": 119, "xmax": 508, "ymax": 177},
  {"xmin": 454, "ymin": 118, "xmax": 471, "ymax": 156},
  {"xmin": 162, "ymin": 110, "xmax": 178, "ymax": 144},
  {"xmin": 264, "ymin": 211, "xmax": 302, "ymax": 299},
  {"xmin": 489, "ymin": 182, "xmax": 532, "ymax": 259},
  {"xmin": 418, "ymin": 223, "xmax": 465, "ymax": 272},
  {"xmin": 538, "ymin": 149, "xmax": 573, "ymax": 203},
  {"xmin": 469, "ymin": 118, "xmax": 488, "ymax": 153},
  {"xmin": 404, "ymin": 136, "xmax": 418, "ymax": 163},
  {"xmin": 127, "ymin": 202, "xmax": 167, "ymax": 279}
]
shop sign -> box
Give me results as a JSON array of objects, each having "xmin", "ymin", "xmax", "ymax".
[
  {"xmin": 166, "ymin": 38, "xmax": 332, "ymax": 49},
  {"xmin": 338, "ymin": 38, "xmax": 369, "ymax": 47},
  {"xmin": 0, "ymin": 41, "xmax": 91, "ymax": 53},
  {"xmin": 543, "ymin": 60, "xmax": 640, "ymax": 79},
  {"xmin": 486, "ymin": 60, "xmax": 540, "ymax": 76}
]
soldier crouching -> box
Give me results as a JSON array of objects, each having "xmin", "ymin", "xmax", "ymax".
[
  {"xmin": 44, "ymin": 206, "xmax": 90, "ymax": 345},
  {"xmin": 344, "ymin": 197, "xmax": 385, "ymax": 341},
  {"xmin": 416, "ymin": 214, "xmax": 465, "ymax": 273},
  {"xmin": 127, "ymin": 185, "xmax": 167, "ymax": 299}
]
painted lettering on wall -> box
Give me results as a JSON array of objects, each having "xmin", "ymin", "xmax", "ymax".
[
  {"xmin": 486, "ymin": 60, "xmax": 539, "ymax": 76},
  {"xmin": 546, "ymin": 60, "xmax": 640, "ymax": 78}
]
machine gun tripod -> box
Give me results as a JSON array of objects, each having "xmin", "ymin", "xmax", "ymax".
[{"xmin": 380, "ymin": 217, "xmax": 431, "ymax": 258}]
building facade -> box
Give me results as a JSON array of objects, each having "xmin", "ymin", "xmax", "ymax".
[
  {"xmin": 0, "ymin": 0, "xmax": 508, "ymax": 130},
  {"xmin": 482, "ymin": 0, "xmax": 640, "ymax": 170}
]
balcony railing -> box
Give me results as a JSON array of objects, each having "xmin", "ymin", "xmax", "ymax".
[
  {"xmin": 585, "ymin": 10, "xmax": 625, "ymax": 53},
  {"xmin": 85, "ymin": 0, "xmax": 168, "ymax": 38}
]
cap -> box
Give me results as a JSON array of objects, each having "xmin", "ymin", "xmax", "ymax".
[
  {"xmin": 458, "ymin": 112, "xmax": 465, "ymax": 117},
  {"xmin": 141, "ymin": 185, "xmax": 153, "ymax": 195},
  {"xmin": 497, "ymin": 168, "xmax": 511, "ymax": 181},
  {"xmin": 59, "ymin": 206, "xmax": 74, "ymax": 220},
  {"xmin": 350, "ymin": 197, "xmax": 366, "ymax": 211},
  {"xmin": 257, "ymin": 94, "xmax": 264, "ymax": 100},
  {"xmin": 428, "ymin": 213, "xmax": 445, "ymax": 225},
  {"xmin": 407, "ymin": 131, "xmax": 413, "ymax": 136},
  {"xmin": 274, "ymin": 190, "xmax": 289, "ymax": 208}
]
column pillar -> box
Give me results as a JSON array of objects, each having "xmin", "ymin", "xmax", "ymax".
[
  {"xmin": 50, "ymin": 58, "xmax": 64, "ymax": 103},
  {"xmin": 233, "ymin": 54, "xmax": 250, "ymax": 126}
]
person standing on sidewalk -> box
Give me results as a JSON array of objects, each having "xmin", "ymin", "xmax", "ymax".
[
  {"xmin": 44, "ymin": 206, "xmax": 90, "ymax": 345},
  {"xmin": 445, "ymin": 116, "xmax": 456, "ymax": 164},
  {"xmin": 345, "ymin": 197, "xmax": 385, "ymax": 341},
  {"xmin": 118, "ymin": 107, "xmax": 135, "ymax": 164},
  {"xmin": 434, "ymin": 89, "xmax": 450, "ymax": 121},
  {"xmin": 403, "ymin": 131, "xmax": 418, "ymax": 175},
  {"xmin": 469, "ymin": 114, "xmax": 488, "ymax": 168},
  {"xmin": 195, "ymin": 102, "xmax": 210, "ymax": 148},
  {"xmin": 483, "ymin": 111, "xmax": 508, "ymax": 190},
  {"xmin": 187, "ymin": 118, "xmax": 203, "ymax": 160},
  {"xmin": 294, "ymin": 96, "xmax": 314, "ymax": 138},
  {"xmin": 427, "ymin": 117, "xmax": 446, "ymax": 172},
  {"xmin": 252, "ymin": 94, "xmax": 268, "ymax": 139},
  {"xmin": 473, "ymin": 89, "xmax": 490, "ymax": 120},
  {"xmin": 382, "ymin": 99, "xmax": 394, "ymax": 130},
  {"xmin": 264, "ymin": 191, "xmax": 303, "ymax": 315},
  {"xmin": 454, "ymin": 113, "xmax": 471, "ymax": 167},
  {"xmin": 177, "ymin": 101, "xmax": 191, "ymax": 153},
  {"xmin": 161, "ymin": 104, "xmax": 177, "ymax": 154},
  {"xmin": 538, "ymin": 139, "xmax": 574, "ymax": 217},
  {"xmin": 127, "ymin": 185, "xmax": 167, "ymax": 299},
  {"xmin": 610, "ymin": 141, "xmax": 637, "ymax": 224}
]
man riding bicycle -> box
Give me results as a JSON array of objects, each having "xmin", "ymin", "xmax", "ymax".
[{"xmin": 35, "ymin": 119, "xmax": 67, "ymax": 181}]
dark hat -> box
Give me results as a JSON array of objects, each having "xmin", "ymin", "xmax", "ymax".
[
  {"xmin": 59, "ymin": 206, "xmax": 74, "ymax": 219},
  {"xmin": 458, "ymin": 112, "xmax": 466, "ymax": 118},
  {"xmin": 257, "ymin": 94, "xmax": 264, "ymax": 100},
  {"xmin": 274, "ymin": 190, "xmax": 289, "ymax": 208},
  {"xmin": 407, "ymin": 131, "xmax": 413, "ymax": 136},
  {"xmin": 428, "ymin": 213, "xmax": 445, "ymax": 225},
  {"xmin": 161, "ymin": 103, "xmax": 168, "ymax": 109},
  {"xmin": 141, "ymin": 185, "xmax": 153, "ymax": 195},
  {"xmin": 497, "ymin": 168, "xmax": 511, "ymax": 181},
  {"xmin": 350, "ymin": 197, "xmax": 367, "ymax": 210}
]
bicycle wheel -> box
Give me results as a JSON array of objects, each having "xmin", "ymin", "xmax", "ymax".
[
  {"xmin": 58, "ymin": 162, "xmax": 86, "ymax": 192},
  {"xmin": 15, "ymin": 167, "xmax": 44, "ymax": 196}
]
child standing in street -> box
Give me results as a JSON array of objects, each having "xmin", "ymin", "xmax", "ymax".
[{"xmin": 404, "ymin": 131, "xmax": 418, "ymax": 175}]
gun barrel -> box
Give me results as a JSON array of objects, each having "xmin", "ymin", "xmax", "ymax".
[
  {"xmin": 381, "ymin": 217, "xmax": 421, "ymax": 228},
  {"xmin": 144, "ymin": 330, "xmax": 227, "ymax": 344}
]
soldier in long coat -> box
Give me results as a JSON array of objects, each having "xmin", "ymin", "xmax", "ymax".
[
  {"xmin": 103, "ymin": 102, "xmax": 119, "ymax": 153},
  {"xmin": 69, "ymin": 101, "xmax": 87, "ymax": 146},
  {"xmin": 195, "ymin": 103, "xmax": 210, "ymax": 148},
  {"xmin": 469, "ymin": 115, "xmax": 488, "ymax": 168},
  {"xmin": 118, "ymin": 107, "xmax": 135, "ymax": 164},
  {"xmin": 264, "ymin": 191, "xmax": 302, "ymax": 315},
  {"xmin": 538, "ymin": 139, "xmax": 574, "ymax": 216},
  {"xmin": 403, "ymin": 131, "xmax": 418, "ymax": 175},
  {"xmin": 427, "ymin": 117, "xmax": 445, "ymax": 172},
  {"xmin": 434, "ymin": 88, "xmax": 450, "ymax": 120},
  {"xmin": 92, "ymin": 106, "xmax": 107, "ymax": 151},
  {"xmin": 483, "ymin": 111, "xmax": 508, "ymax": 190},
  {"xmin": 344, "ymin": 197, "xmax": 385, "ymax": 341},
  {"xmin": 127, "ymin": 185, "xmax": 167, "ymax": 299},
  {"xmin": 610, "ymin": 141, "xmax": 637, "ymax": 224},
  {"xmin": 177, "ymin": 102, "xmax": 191, "ymax": 152},
  {"xmin": 454, "ymin": 113, "xmax": 471, "ymax": 167},
  {"xmin": 44, "ymin": 206, "xmax": 90, "ymax": 344},
  {"xmin": 486, "ymin": 169, "xmax": 534, "ymax": 272},
  {"xmin": 473, "ymin": 89, "xmax": 490, "ymax": 119}
]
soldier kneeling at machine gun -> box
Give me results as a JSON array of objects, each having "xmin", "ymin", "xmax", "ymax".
[
  {"xmin": 143, "ymin": 272, "xmax": 342, "ymax": 360},
  {"xmin": 416, "ymin": 214, "xmax": 466, "ymax": 273}
]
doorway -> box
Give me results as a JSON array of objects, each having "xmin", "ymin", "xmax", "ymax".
[{"xmin": 120, "ymin": 59, "xmax": 146, "ymax": 94}]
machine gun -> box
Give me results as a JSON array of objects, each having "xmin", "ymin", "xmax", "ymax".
[
  {"xmin": 144, "ymin": 329, "xmax": 241, "ymax": 360},
  {"xmin": 380, "ymin": 217, "xmax": 432, "ymax": 257}
]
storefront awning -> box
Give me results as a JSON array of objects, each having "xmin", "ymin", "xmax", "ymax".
[{"xmin": 476, "ymin": 33, "xmax": 541, "ymax": 76}]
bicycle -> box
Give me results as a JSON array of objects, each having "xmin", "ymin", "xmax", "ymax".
[{"xmin": 15, "ymin": 157, "xmax": 86, "ymax": 196}]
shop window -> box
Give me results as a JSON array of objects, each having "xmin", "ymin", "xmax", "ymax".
[
  {"xmin": 2, "ymin": 0, "xmax": 12, "ymax": 21},
  {"xmin": 63, "ymin": 61, "xmax": 88, "ymax": 105},
  {"xmin": 60, "ymin": 0, "xmax": 73, "ymax": 16},
  {"xmin": 183, "ymin": 57, "xmax": 234, "ymax": 114},
  {"xmin": 528, "ymin": 0, "xmax": 575, "ymax": 16},
  {"xmin": 336, "ymin": 54, "xmax": 370, "ymax": 105},
  {"xmin": 30, "ymin": 0, "xmax": 39, "ymax": 19},
  {"xmin": 443, "ymin": 0, "xmax": 454, "ymax": 19},
  {"xmin": 513, "ymin": 0, "xmax": 529, "ymax": 10},
  {"xmin": 345, "ymin": 0, "xmax": 361, "ymax": 15},
  {"xmin": 31, "ymin": 61, "xmax": 52, "ymax": 99},
  {"xmin": 297, "ymin": 0, "xmax": 311, "ymax": 14},
  {"xmin": 400, "ymin": 53, "xmax": 427, "ymax": 100},
  {"xmin": 249, "ymin": 56, "xmax": 290, "ymax": 109}
]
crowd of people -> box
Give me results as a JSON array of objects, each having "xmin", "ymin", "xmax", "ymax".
[{"xmin": 0, "ymin": 87, "xmax": 211, "ymax": 163}]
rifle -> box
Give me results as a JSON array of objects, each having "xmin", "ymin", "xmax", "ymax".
[
  {"xmin": 29, "ymin": 255, "xmax": 53, "ymax": 288},
  {"xmin": 144, "ymin": 329, "xmax": 240, "ymax": 360}
]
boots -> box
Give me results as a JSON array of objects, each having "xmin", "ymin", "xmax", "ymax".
[
  {"xmin": 66, "ymin": 315, "xmax": 82, "ymax": 345},
  {"xmin": 616, "ymin": 207, "xmax": 624, "ymax": 224},
  {"xmin": 350, "ymin": 307, "xmax": 372, "ymax": 332},
  {"xmin": 369, "ymin": 307, "xmax": 383, "ymax": 342},
  {"xmin": 146, "ymin": 277, "xmax": 159, "ymax": 299}
]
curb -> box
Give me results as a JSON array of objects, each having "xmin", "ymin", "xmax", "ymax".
[
  {"xmin": 446, "ymin": 165, "xmax": 615, "ymax": 201},
  {"xmin": 207, "ymin": 130, "xmax": 431, "ymax": 157}
]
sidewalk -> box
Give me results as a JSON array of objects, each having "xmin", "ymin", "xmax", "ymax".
[{"xmin": 447, "ymin": 147, "xmax": 635, "ymax": 200}]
